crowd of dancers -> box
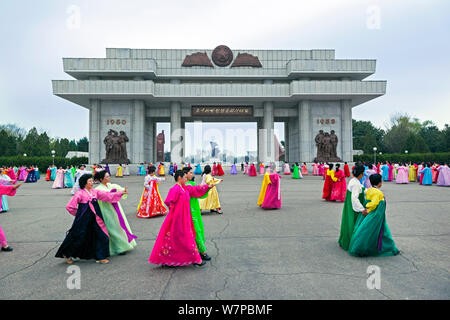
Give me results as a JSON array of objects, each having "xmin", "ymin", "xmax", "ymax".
[{"xmin": 1, "ymin": 159, "xmax": 448, "ymax": 265}]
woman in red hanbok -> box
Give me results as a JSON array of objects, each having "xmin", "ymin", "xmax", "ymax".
[
  {"xmin": 45, "ymin": 167, "xmax": 51, "ymax": 181},
  {"xmin": 212, "ymin": 163, "xmax": 218, "ymax": 176},
  {"xmin": 330, "ymin": 164, "xmax": 347, "ymax": 202},
  {"xmin": 137, "ymin": 166, "xmax": 167, "ymax": 218},
  {"xmin": 343, "ymin": 162, "xmax": 351, "ymax": 178},
  {"xmin": 322, "ymin": 164, "xmax": 337, "ymax": 201},
  {"xmin": 248, "ymin": 163, "xmax": 257, "ymax": 177},
  {"xmin": 431, "ymin": 164, "xmax": 439, "ymax": 183},
  {"xmin": 149, "ymin": 170, "xmax": 214, "ymax": 266},
  {"xmin": 217, "ymin": 163, "xmax": 225, "ymax": 176}
]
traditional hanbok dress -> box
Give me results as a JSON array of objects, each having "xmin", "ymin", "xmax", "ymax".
[
  {"xmin": 318, "ymin": 164, "xmax": 324, "ymax": 177},
  {"xmin": 158, "ymin": 163, "xmax": 165, "ymax": 176},
  {"xmin": 322, "ymin": 165, "xmax": 329, "ymax": 180},
  {"xmin": 45, "ymin": 168, "xmax": 51, "ymax": 181},
  {"xmin": 104, "ymin": 165, "xmax": 111, "ymax": 175},
  {"xmin": 95, "ymin": 183, "xmax": 137, "ymax": 255},
  {"xmin": 55, "ymin": 188, "xmax": 125, "ymax": 261},
  {"xmin": 6, "ymin": 169, "xmax": 16, "ymax": 183},
  {"xmin": 52, "ymin": 169, "xmax": 65, "ymax": 189},
  {"xmin": 393, "ymin": 164, "xmax": 398, "ymax": 180},
  {"xmin": 194, "ymin": 164, "xmax": 202, "ymax": 175},
  {"xmin": 348, "ymin": 187, "xmax": 399, "ymax": 257},
  {"xmin": 217, "ymin": 163, "xmax": 225, "ymax": 176},
  {"xmin": 0, "ymin": 175, "xmax": 13, "ymax": 212},
  {"xmin": 330, "ymin": 169, "xmax": 346, "ymax": 202},
  {"xmin": 409, "ymin": 165, "xmax": 417, "ymax": 182},
  {"xmin": 137, "ymin": 165, "xmax": 144, "ymax": 176},
  {"xmin": 149, "ymin": 183, "xmax": 210, "ymax": 266},
  {"xmin": 212, "ymin": 163, "xmax": 218, "ymax": 176},
  {"xmin": 169, "ymin": 164, "xmax": 175, "ymax": 176},
  {"xmin": 248, "ymin": 164, "xmax": 257, "ymax": 177},
  {"xmin": 244, "ymin": 163, "xmax": 249, "ymax": 175},
  {"xmin": 50, "ymin": 167, "xmax": 57, "ymax": 181},
  {"xmin": 338, "ymin": 177, "xmax": 366, "ymax": 251},
  {"xmin": 186, "ymin": 180, "xmax": 210, "ymax": 254},
  {"xmin": 313, "ymin": 163, "xmax": 320, "ymax": 176},
  {"xmin": 18, "ymin": 167, "xmax": 27, "ymax": 181},
  {"xmin": 116, "ymin": 165, "xmax": 123, "ymax": 177},
  {"xmin": 260, "ymin": 173, "xmax": 281, "ymax": 209},
  {"xmin": 322, "ymin": 169, "xmax": 337, "ymax": 201},
  {"xmin": 388, "ymin": 164, "xmax": 394, "ymax": 181},
  {"xmin": 230, "ymin": 164, "xmax": 238, "ymax": 175},
  {"xmin": 431, "ymin": 166, "xmax": 439, "ymax": 183},
  {"xmin": 292, "ymin": 164, "xmax": 302, "ymax": 179},
  {"xmin": 364, "ymin": 169, "xmax": 377, "ymax": 189},
  {"xmin": 436, "ymin": 165, "xmax": 450, "ymax": 186},
  {"xmin": 70, "ymin": 167, "xmax": 76, "ymax": 179},
  {"xmin": 173, "ymin": 163, "xmax": 178, "ymax": 172},
  {"xmin": 259, "ymin": 164, "xmax": 265, "ymax": 175},
  {"xmin": 137, "ymin": 175, "xmax": 167, "ymax": 218},
  {"xmin": 283, "ymin": 163, "xmax": 291, "ymax": 175},
  {"xmin": 381, "ymin": 165, "xmax": 389, "ymax": 181},
  {"xmin": 395, "ymin": 166, "xmax": 409, "ymax": 184},
  {"xmin": 25, "ymin": 168, "xmax": 37, "ymax": 183},
  {"xmin": 64, "ymin": 170, "xmax": 74, "ymax": 188},
  {"xmin": 419, "ymin": 167, "xmax": 432, "ymax": 185},
  {"xmin": 34, "ymin": 167, "xmax": 40, "ymax": 180},
  {"xmin": 123, "ymin": 164, "xmax": 130, "ymax": 176},
  {"xmin": 198, "ymin": 174, "xmax": 222, "ymax": 211},
  {"xmin": 0, "ymin": 185, "xmax": 17, "ymax": 248},
  {"xmin": 301, "ymin": 164, "xmax": 308, "ymax": 176}
]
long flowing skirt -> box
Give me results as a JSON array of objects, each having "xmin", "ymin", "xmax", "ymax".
[
  {"xmin": 338, "ymin": 190, "xmax": 364, "ymax": 251},
  {"xmin": 64, "ymin": 172, "xmax": 74, "ymax": 188},
  {"xmin": 230, "ymin": 165, "xmax": 238, "ymax": 175},
  {"xmin": 0, "ymin": 195, "xmax": 8, "ymax": 212},
  {"xmin": 25, "ymin": 170, "xmax": 37, "ymax": 183},
  {"xmin": 348, "ymin": 201, "xmax": 399, "ymax": 257},
  {"xmin": 137, "ymin": 187, "xmax": 168, "ymax": 218},
  {"xmin": 55, "ymin": 202, "xmax": 110, "ymax": 260}
]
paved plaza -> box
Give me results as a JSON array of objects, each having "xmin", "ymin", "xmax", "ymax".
[{"xmin": 0, "ymin": 173, "xmax": 449, "ymax": 300}]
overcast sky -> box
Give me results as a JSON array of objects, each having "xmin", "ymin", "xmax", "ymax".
[{"xmin": 0, "ymin": 0, "xmax": 449, "ymax": 141}]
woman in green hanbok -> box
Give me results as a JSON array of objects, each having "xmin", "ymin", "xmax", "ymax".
[
  {"xmin": 338, "ymin": 164, "xmax": 367, "ymax": 251},
  {"xmin": 292, "ymin": 163, "xmax": 302, "ymax": 179},
  {"xmin": 94, "ymin": 170, "xmax": 137, "ymax": 255},
  {"xmin": 348, "ymin": 174, "xmax": 399, "ymax": 257},
  {"xmin": 183, "ymin": 166, "xmax": 211, "ymax": 262}
]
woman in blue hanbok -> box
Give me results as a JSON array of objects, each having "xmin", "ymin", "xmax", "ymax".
[
  {"xmin": 50, "ymin": 166, "xmax": 57, "ymax": 181},
  {"xmin": 419, "ymin": 164, "xmax": 432, "ymax": 186},
  {"xmin": 194, "ymin": 164, "xmax": 203, "ymax": 175},
  {"xmin": 381, "ymin": 164, "xmax": 389, "ymax": 181},
  {"xmin": 64, "ymin": 167, "xmax": 74, "ymax": 188},
  {"xmin": 169, "ymin": 163, "xmax": 175, "ymax": 176},
  {"xmin": 25, "ymin": 167, "xmax": 37, "ymax": 183}
]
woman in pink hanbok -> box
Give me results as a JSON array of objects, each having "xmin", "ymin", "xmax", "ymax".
[
  {"xmin": 318, "ymin": 163, "xmax": 324, "ymax": 177},
  {"xmin": 396, "ymin": 164, "xmax": 410, "ymax": 184},
  {"xmin": 388, "ymin": 163, "xmax": 394, "ymax": 182},
  {"xmin": 243, "ymin": 162, "xmax": 249, "ymax": 175},
  {"xmin": 52, "ymin": 167, "xmax": 66, "ymax": 189},
  {"xmin": 301, "ymin": 162, "xmax": 309, "ymax": 176},
  {"xmin": 17, "ymin": 166, "xmax": 28, "ymax": 181},
  {"xmin": 431, "ymin": 165, "xmax": 439, "ymax": 183},
  {"xmin": 330, "ymin": 164, "xmax": 347, "ymax": 202},
  {"xmin": 261, "ymin": 173, "xmax": 282, "ymax": 209},
  {"xmin": 149, "ymin": 170, "xmax": 215, "ymax": 267},
  {"xmin": 283, "ymin": 162, "xmax": 291, "ymax": 175},
  {"xmin": 312, "ymin": 163, "xmax": 319, "ymax": 176},
  {"xmin": 259, "ymin": 163, "xmax": 265, "ymax": 175}
]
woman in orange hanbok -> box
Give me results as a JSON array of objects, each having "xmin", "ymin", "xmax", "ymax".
[{"xmin": 137, "ymin": 166, "xmax": 167, "ymax": 218}]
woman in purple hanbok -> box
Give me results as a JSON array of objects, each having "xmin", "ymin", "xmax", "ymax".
[
  {"xmin": 230, "ymin": 164, "xmax": 238, "ymax": 175},
  {"xmin": 436, "ymin": 163, "xmax": 450, "ymax": 186}
]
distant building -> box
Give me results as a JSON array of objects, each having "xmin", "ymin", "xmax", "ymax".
[{"xmin": 66, "ymin": 151, "xmax": 89, "ymax": 158}]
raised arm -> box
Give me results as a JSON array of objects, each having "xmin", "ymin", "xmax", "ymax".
[
  {"xmin": 94, "ymin": 189, "xmax": 125, "ymax": 203},
  {"xmin": 186, "ymin": 184, "xmax": 211, "ymax": 199}
]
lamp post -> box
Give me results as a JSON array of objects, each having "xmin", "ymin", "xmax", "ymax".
[
  {"xmin": 23, "ymin": 153, "xmax": 27, "ymax": 157},
  {"xmin": 51, "ymin": 150, "xmax": 55, "ymax": 166},
  {"xmin": 373, "ymin": 147, "xmax": 377, "ymax": 164}
]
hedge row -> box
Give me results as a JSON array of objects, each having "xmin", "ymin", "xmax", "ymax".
[
  {"xmin": 353, "ymin": 152, "xmax": 450, "ymax": 164},
  {"xmin": 0, "ymin": 156, "xmax": 89, "ymax": 173}
]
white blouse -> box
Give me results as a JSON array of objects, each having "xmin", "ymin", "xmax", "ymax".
[{"xmin": 347, "ymin": 177, "xmax": 365, "ymax": 213}]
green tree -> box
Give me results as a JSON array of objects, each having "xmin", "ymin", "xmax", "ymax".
[
  {"xmin": 21, "ymin": 127, "xmax": 40, "ymax": 156},
  {"xmin": 352, "ymin": 119, "xmax": 385, "ymax": 153},
  {"xmin": 76, "ymin": 137, "xmax": 89, "ymax": 152}
]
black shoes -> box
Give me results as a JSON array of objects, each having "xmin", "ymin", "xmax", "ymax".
[
  {"xmin": 1, "ymin": 246, "xmax": 13, "ymax": 252},
  {"xmin": 200, "ymin": 253, "xmax": 211, "ymax": 261},
  {"xmin": 194, "ymin": 260, "xmax": 206, "ymax": 267}
]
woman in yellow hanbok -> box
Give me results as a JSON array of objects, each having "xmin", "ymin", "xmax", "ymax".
[
  {"xmin": 408, "ymin": 164, "xmax": 417, "ymax": 182},
  {"xmin": 158, "ymin": 162, "xmax": 165, "ymax": 176},
  {"xmin": 115, "ymin": 164, "xmax": 123, "ymax": 178},
  {"xmin": 199, "ymin": 165, "xmax": 223, "ymax": 214}
]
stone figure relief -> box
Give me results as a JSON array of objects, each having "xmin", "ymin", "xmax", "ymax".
[
  {"xmin": 102, "ymin": 129, "xmax": 130, "ymax": 164},
  {"xmin": 314, "ymin": 130, "xmax": 342, "ymax": 162}
]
